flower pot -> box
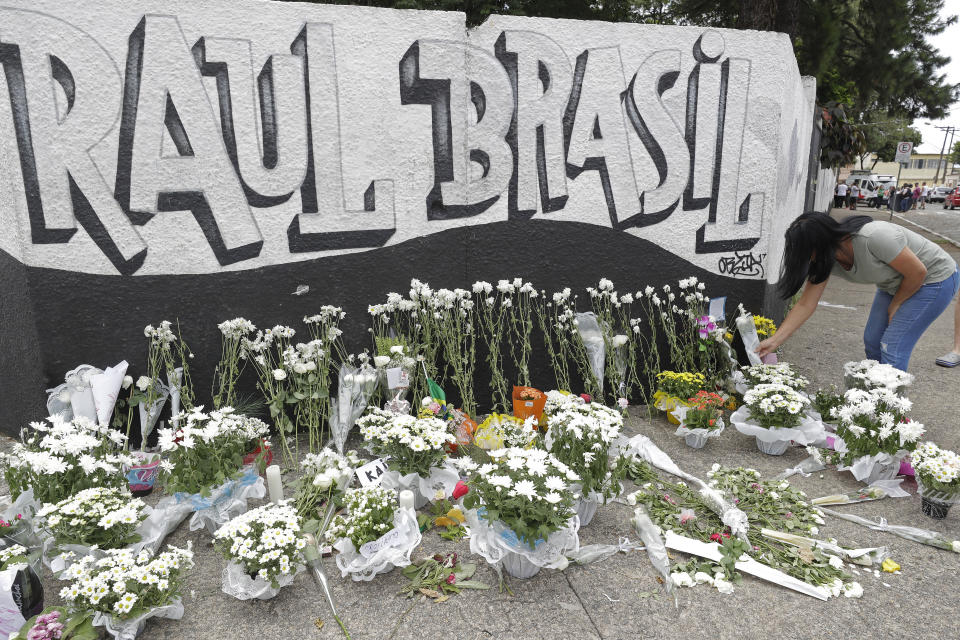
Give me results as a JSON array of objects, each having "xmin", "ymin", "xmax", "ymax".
[
  {"xmin": 242, "ymin": 441, "xmax": 273, "ymax": 468},
  {"xmin": 684, "ymin": 431, "xmax": 710, "ymax": 449},
  {"xmin": 501, "ymin": 551, "xmax": 541, "ymax": 579},
  {"xmin": 921, "ymin": 496, "xmax": 951, "ymax": 519},
  {"xmin": 756, "ymin": 437, "xmax": 789, "ymax": 456},
  {"xmin": 125, "ymin": 453, "xmax": 161, "ymax": 497},
  {"xmin": 574, "ymin": 497, "xmax": 599, "ymax": 527}
]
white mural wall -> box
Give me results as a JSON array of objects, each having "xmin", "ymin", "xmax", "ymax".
[{"xmin": 0, "ymin": 0, "xmax": 815, "ymax": 282}]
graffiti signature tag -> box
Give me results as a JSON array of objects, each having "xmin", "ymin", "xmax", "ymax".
[{"xmin": 717, "ymin": 251, "xmax": 766, "ymax": 278}]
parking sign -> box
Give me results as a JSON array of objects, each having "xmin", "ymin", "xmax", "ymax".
[{"xmin": 895, "ymin": 141, "xmax": 913, "ymax": 163}]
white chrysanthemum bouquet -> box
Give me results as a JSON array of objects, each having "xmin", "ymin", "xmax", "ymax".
[
  {"xmin": 156, "ymin": 407, "xmax": 269, "ymax": 495},
  {"xmin": 546, "ymin": 403, "xmax": 625, "ymax": 502},
  {"xmin": 463, "ymin": 447, "xmax": 579, "ymax": 546},
  {"xmin": 542, "ymin": 390, "xmax": 584, "ymax": 416},
  {"xmin": 741, "ymin": 363, "xmax": 809, "ymax": 391},
  {"xmin": 832, "ymin": 388, "xmax": 921, "ymax": 464},
  {"xmin": 59, "ymin": 545, "xmax": 193, "ymax": 621},
  {"xmin": 357, "ymin": 409, "xmax": 454, "ymax": 477},
  {"xmin": 1, "ymin": 415, "xmax": 133, "ymax": 504},
  {"xmin": 908, "ymin": 442, "xmax": 959, "ymax": 495},
  {"xmin": 292, "ymin": 448, "xmax": 364, "ymax": 522},
  {"xmin": 37, "ymin": 487, "xmax": 146, "ymax": 550},
  {"xmin": 742, "ymin": 384, "xmax": 810, "ymax": 429},
  {"xmin": 842, "ymin": 359, "xmax": 914, "ymax": 393},
  {"xmin": 326, "ymin": 486, "xmax": 398, "ymax": 552},
  {"xmin": 214, "ymin": 501, "xmax": 306, "ymax": 593}
]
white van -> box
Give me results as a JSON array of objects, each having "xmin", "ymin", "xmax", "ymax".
[{"xmin": 845, "ymin": 171, "xmax": 894, "ymax": 207}]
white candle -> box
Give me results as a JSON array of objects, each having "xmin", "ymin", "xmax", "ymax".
[
  {"xmin": 399, "ymin": 490, "xmax": 415, "ymax": 511},
  {"xmin": 266, "ymin": 465, "xmax": 283, "ymax": 503}
]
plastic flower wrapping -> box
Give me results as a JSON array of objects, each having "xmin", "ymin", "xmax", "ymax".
[
  {"xmin": 1, "ymin": 415, "xmax": 134, "ymax": 504},
  {"xmin": 473, "ymin": 414, "xmax": 537, "ymax": 450},
  {"xmin": 910, "ymin": 442, "xmax": 960, "ymax": 495},
  {"xmin": 214, "ymin": 501, "xmax": 306, "ymax": 588}
]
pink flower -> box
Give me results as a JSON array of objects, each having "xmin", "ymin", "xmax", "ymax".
[
  {"xmin": 452, "ymin": 481, "xmax": 469, "ymax": 500},
  {"xmin": 679, "ymin": 509, "xmax": 696, "ymax": 525},
  {"xmin": 663, "ymin": 494, "xmax": 677, "ymax": 506},
  {"xmin": 446, "ymin": 573, "xmax": 456, "ymax": 585},
  {"xmin": 617, "ymin": 397, "xmax": 629, "ymax": 409}
]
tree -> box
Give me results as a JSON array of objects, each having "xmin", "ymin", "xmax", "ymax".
[
  {"xmin": 855, "ymin": 113, "xmax": 923, "ymax": 169},
  {"xmin": 949, "ymin": 140, "xmax": 960, "ymax": 167}
]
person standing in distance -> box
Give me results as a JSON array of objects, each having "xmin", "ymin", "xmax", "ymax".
[
  {"xmin": 835, "ymin": 181, "xmax": 848, "ymax": 209},
  {"xmin": 756, "ymin": 213, "xmax": 959, "ymax": 371}
]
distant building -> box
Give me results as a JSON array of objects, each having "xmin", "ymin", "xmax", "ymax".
[{"xmin": 839, "ymin": 152, "xmax": 959, "ymax": 187}]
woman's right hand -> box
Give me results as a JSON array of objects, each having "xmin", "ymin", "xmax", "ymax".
[{"xmin": 755, "ymin": 337, "xmax": 779, "ymax": 358}]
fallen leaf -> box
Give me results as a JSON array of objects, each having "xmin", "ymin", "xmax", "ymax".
[
  {"xmin": 446, "ymin": 508, "xmax": 465, "ymax": 523},
  {"xmin": 655, "ymin": 576, "xmax": 664, "ymax": 584},
  {"xmin": 435, "ymin": 595, "xmax": 450, "ymax": 603},
  {"xmin": 419, "ymin": 588, "xmax": 442, "ymax": 599},
  {"xmin": 314, "ymin": 619, "xmax": 324, "ymax": 630}
]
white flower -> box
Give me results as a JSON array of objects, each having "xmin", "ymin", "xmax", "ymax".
[
  {"xmin": 611, "ymin": 335, "xmax": 628, "ymax": 347},
  {"xmin": 373, "ymin": 356, "xmax": 390, "ymax": 368},
  {"xmin": 828, "ymin": 555, "xmax": 844, "ymax": 570},
  {"xmin": 135, "ymin": 376, "xmax": 151, "ymax": 391},
  {"xmin": 693, "ymin": 571, "xmax": 714, "ymax": 584},
  {"xmin": 670, "ymin": 572, "xmax": 694, "ymax": 588},
  {"xmin": 843, "ymin": 582, "xmax": 863, "ymax": 598},
  {"xmin": 543, "ymin": 492, "xmax": 562, "ymax": 504},
  {"xmin": 952, "ymin": 541, "xmax": 960, "ymax": 553},
  {"xmin": 121, "ymin": 375, "xmax": 134, "ymax": 390},
  {"xmin": 512, "ymin": 479, "xmax": 538, "ymax": 500},
  {"xmin": 272, "ymin": 369, "xmax": 287, "ymax": 381},
  {"xmin": 713, "ymin": 576, "xmax": 735, "ymax": 594}
]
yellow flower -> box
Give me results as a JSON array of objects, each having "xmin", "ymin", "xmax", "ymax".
[{"xmin": 881, "ymin": 558, "xmax": 900, "ymax": 573}]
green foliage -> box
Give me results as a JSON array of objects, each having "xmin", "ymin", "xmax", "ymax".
[
  {"xmin": 12, "ymin": 608, "xmax": 98, "ymax": 640},
  {"xmin": 857, "ymin": 114, "xmax": 923, "ymax": 168}
]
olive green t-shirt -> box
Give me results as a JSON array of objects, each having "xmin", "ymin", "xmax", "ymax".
[{"xmin": 830, "ymin": 221, "xmax": 957, "ymax": 295}]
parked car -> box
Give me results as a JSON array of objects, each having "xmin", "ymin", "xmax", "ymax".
[
  {"xmin": 944, "ymin": 188, "xmax": 960, "ymax": 210},
  {"xmin": 929, "ymin": 186, "xmax": 951, "ymax": 203}
]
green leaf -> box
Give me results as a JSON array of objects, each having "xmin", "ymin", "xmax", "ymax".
[
  {"xmin": 303, "ymin": 518, "xmax": 320, "ymax": 535},
  {"xmin": 453, "ymin": 580, "xmax": 490, "ymax": 590}
]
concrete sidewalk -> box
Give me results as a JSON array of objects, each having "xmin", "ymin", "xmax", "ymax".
[{"xmin": 7, "ymin": 211, "xmax": 960, "ymax": 640}]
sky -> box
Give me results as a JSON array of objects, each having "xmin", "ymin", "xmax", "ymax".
[{"xmin": 914, "ymin": 0, "xmax": 960, "ymax": 153}]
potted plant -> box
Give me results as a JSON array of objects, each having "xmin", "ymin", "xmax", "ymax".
[
  {"xmin": 214, "ymin": 501, "xmax": 306, "ymax": 599},
  {"xmin": 58, "ymin": 545, "xmax": 193, "ymax": 639},
  {"xmin": 462, "ymin": 447, "xmax": 580, "ymax": 578},
  {"xmin": 910, "ymin": 442, "xmax": 959, "ymax": 519},
  {"xmin": 830, "ymin": 388, "xmax": 922, "ymax": 483},
  {"xmin": 653, "ymin": 371, "xmax": 706, "ymax": 424},
  {"xmin": 545, "ymin": 402, "xmax": 625, "ymax": 526},
  {"xmin": 731, "ymin": 383, "xmax": 821, "ymax": 455},
  {"xmin": 673, "ymin": 391, "xmax": 726, "ymax": 449},
  {"xmin": 325, "ymin": 486, "xmax": 421, "ymax": 581},
  {"xmin": 356, "ymin": 409, "xmax": 457, "ymax": 508}
]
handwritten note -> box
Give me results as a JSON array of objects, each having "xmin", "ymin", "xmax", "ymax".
[
  {"xmin": 359, "ymin": 526, "xmax": 404, "ymax": 557},
  {"xmin": 356, "ymin": 458, "xmax": 389, "ymax": 487},
  {"xmin": 386, "ymin": 367, "xmax": 409, "ymax": 390}
]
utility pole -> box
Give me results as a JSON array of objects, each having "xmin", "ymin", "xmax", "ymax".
[{"xmin": 929, "ymin": 124, "xmax": 957, "ymax": 185}]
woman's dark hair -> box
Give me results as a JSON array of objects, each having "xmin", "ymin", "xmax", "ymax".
[{"xmin": 777, "ymin": 212, "xmax": 873, "ymax": 299}]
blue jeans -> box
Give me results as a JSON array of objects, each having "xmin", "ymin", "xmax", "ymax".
[{"xmin": 864, "ymin": 269, "xmax": 960, "ymax": 371}]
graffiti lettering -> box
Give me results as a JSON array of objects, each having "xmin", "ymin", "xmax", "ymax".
[
  {"xmin": 717, "ymin": 251, "xmax": 766, "ymax": 278},
  {"xmin": 0, "ymin": 3, "xmax": 806, "ymax": 277}
]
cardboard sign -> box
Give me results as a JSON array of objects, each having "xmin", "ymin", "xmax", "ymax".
[
  {"xmin": 356, "ymin": 458, "xmax": 389, "ymax": 487},
  {"xmin": 386, "ymin": 367, "xmax": 409, "ymax": 390}
]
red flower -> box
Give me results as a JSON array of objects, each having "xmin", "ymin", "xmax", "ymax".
[
  {"xmin": 710, "ymin": 533, "xmax": 723, "ymax": 543},
  {"xmin": 452, "ymin": 481, "xmax": 469, "ymax": 500},
  {"xmin": 446, "ymin": 573, "xmax": 456, "ymax": 585},
  {"xmin": 580, "ymin": 393, "xmax": 592, "ymax": 403}
]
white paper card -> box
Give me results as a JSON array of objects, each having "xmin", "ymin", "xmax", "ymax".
[
  {"xmin": 386, "ymin": 367, "xmax": 409, "ymax": 390},
  {"xmin": 356, "ymin": 458, "xmax": 389, "ymax": 487},
  {"xmin": 708, "ymin": 297, "xmax": 727, "ymax": 322}
]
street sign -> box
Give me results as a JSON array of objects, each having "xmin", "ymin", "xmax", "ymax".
[{"xmin": 894, "ymin": 141, "xmax": 913, "ymax": 163}]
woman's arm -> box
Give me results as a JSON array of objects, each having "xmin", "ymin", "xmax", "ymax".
[
  {"xmin": 756, "ymin": 278, "xmax": 828, "ymax": 357},
  {"xmin": 886, "ymin": 247, "xmax": 927, "ymax": 322}
]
